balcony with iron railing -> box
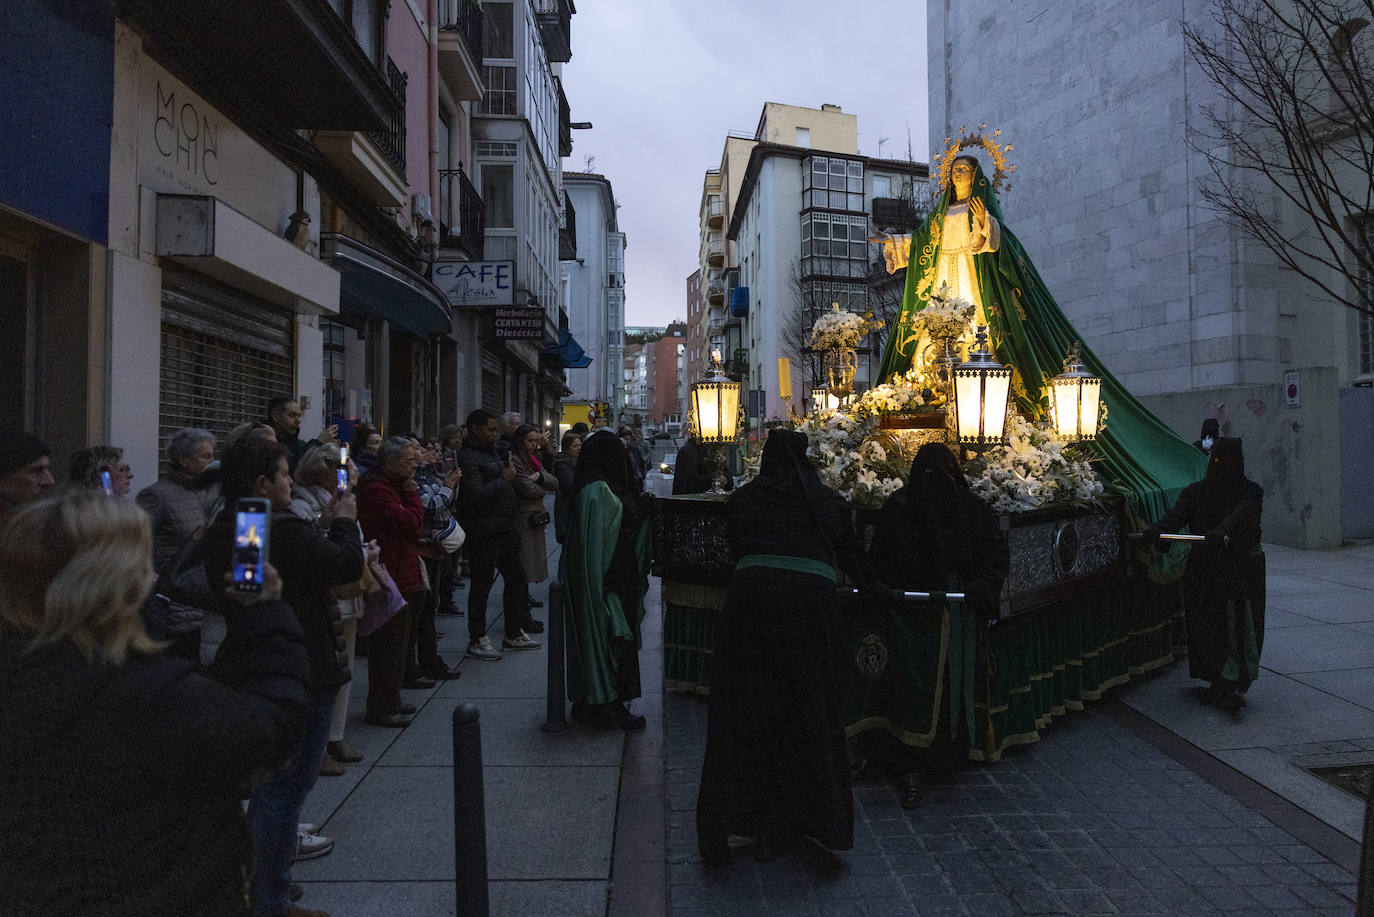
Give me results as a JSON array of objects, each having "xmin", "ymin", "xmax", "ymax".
[
  {"xmin": 368, "ymin": 58, "xmax": 408, "ymax": 175},
  {"xmin": 559, "ymin": 190, "xmax": 578, "ymax": 260},
  {"xmin": 556, "ymin": 76, "xmax": 573, "ymax": 157},
  {"xmin": 438, "ymin": 165, "xmax": 486, "ymax": 261},
  {"xmin": 534, "ymin": 0, "xmax": 573, "ymax": 62},
  {"xmin": 437, "ymin": 0, "xmax": 484, "ymax": 101},
  {"xmin": 314, "ymin": 56, "xmax": 408, "ymax": 206},
  {"xmin": 117, "ymin": 0, "xmax": 401, "ymax": 133},
  {"xmin": 706, "ymin": 238, "xmax": 724, "ymax": 265}
]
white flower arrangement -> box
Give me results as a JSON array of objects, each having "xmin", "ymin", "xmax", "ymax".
[
  {"xmin": 967, "ymin": 413, "xmax": 1105, "ymax": 512},
  {"xmin": 780, "ymin": 411, "xmax": 913, "ymax": 509},
  {"xmin": 848, "ymin": 374, "xmax": 932, "ymax": 421},
  {"xmin": 810, "ymin": 304, "xmax": 883, "ymax": 351},
  {"xmin": 913, "ymin": 285, "xmax": 977, "ymax": 344}
]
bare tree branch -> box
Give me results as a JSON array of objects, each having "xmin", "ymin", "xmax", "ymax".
[{"xmin": 1184, "ymin": 0, "xmax": 1374, "ymax": 317}]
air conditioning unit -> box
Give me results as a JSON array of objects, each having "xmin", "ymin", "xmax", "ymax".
[{"xmin": 412, "ymin": 193, "xmax": 434, "ymax": 226}]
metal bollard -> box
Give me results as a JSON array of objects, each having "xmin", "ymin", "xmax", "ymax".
[
  {"xmin": 541, "ymin": 578, "xmax": 572, "ymax": 732},
  {"xmin": 452, "ymin": 703, "xmax": 489, "ymax": 917}
]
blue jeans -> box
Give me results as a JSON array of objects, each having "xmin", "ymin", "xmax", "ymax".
[{"xmin": 249, "ymin": 687, "xmax": 336, "ymax": 916}]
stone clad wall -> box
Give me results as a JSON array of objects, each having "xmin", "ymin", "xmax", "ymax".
[
  {"xmin": 1140, "ymin": 367, "xmax": 1342, "ymax": 549},
  {"xmin": 929, "ymin": 2, "xmax": 1356, "ymax": 547},
  {"xmin": 927, "ymin": 0, "xmax": 1285, "ymax": 396}
]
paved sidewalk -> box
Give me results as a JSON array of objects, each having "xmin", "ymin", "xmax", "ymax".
[
  {"xmin": 292, "ymin": 532, "xmax": 662, "ymax": 916},
  {"xmin": 1121, "ymin": 541, "xmax": 1374, "ymax": 841}
]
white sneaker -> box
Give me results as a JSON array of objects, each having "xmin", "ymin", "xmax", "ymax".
[
  {"xmin": 466, "ymin": 636, "xmax": 501, "ymax": 660},
  {"xmin": 294, "ymin": 830, "xmax": 334, "ymax": 861},
  {"xmin": 297, "ymin": 822, "xmax": 318, "ymax": 835},
  {"xmin": 502, "ymin": 630, "xmax": 541, "ymax": 650}
]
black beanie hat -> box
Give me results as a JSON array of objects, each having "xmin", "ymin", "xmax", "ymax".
[{"xmin": 0, "ymin": 432, "xmax": 50, "ymax": 478}]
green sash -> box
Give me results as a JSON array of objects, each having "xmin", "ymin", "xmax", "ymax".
[{"xmin": 735, "ymin": 553, "xmax": 836, "ymax": 583}]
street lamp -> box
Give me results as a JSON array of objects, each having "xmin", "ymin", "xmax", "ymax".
[
  {"xmin": 690, "ymin": 349, "xmax": 742, "ymax": 493},
  {"xmin": 951, "ymin": 326, "xmax": 1012, "ymax": 450},
  {"xmin": 1047, "ymin": 342, "xmax": 1102, "ymax": 442}
]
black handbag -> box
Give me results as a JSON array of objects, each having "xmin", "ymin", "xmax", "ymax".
[
  {"xmin": 155, "ymin": 532, "xmax": 215, "ymax": 610},
  {"xmin": 528, "ymin": 509, "xmax": 551, "ymax": 528}
]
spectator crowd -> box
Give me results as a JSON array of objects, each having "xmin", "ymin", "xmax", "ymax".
[{"xmin": 0, "ymin": 400, "xmax": 650, "ymax": 917}]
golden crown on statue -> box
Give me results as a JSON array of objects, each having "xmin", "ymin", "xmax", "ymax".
[{"xmin": 935, "ymin": 123, "xmax": 1016, "ymax": 195}]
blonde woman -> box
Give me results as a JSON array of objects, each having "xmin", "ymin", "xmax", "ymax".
[{"xmin": 0, "ymin": 490, "xmax": 309, "ymax": 914}]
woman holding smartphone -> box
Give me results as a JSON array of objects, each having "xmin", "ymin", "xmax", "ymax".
[
  {"xmin": 0, "ymin": 489, "xmax": 310, "ymax": 915},
  {"xmin": 291, "ymin": 443, "xmax": 378, "ymax": 777},
  {"xmin": 202, "ymin": 436, "xmax": 364, "ymax": 917}
]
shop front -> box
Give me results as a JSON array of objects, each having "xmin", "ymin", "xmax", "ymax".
[{"xmin": 108, "ymin": 40, "xmax": 339, "ymax": 476}]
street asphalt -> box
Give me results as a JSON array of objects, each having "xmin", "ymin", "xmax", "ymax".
[{"xmin": 292, "ymin": 505, "xmax": 1373, "ymax": 916}]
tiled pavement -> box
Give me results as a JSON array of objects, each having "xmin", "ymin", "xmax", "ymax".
[{"xmin": 665, "ymin": 692, "xmax": 1360, "ymax": 916}]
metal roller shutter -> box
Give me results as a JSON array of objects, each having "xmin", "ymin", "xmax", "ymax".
[
  {"xmin": 480, "ymin": 351, "xmax": 504, "ymax": 413},
  {"xmin": 159, "ymin": 267, "xmax": 295, "ymax": 448}
]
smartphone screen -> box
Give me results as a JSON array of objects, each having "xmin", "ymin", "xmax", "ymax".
[
  {"xmin": 99, "ymin": 470, "xmax": 114, "ymax": 496},
  {"xmin": 232, "ymin": 498, "xmax": 270, "ymax": 592},
  {"xmin": 337, "ymin": 446, "xmax": 349, "ymax": 493}
]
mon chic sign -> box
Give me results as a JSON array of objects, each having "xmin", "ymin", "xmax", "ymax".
[
  {"xmin": 433, "ymin": 260, "xmax": 514, "ymax": 307},
  {"xmin": 138, "ymin": 55, "xmax": 296, "ymax": 233},
  {"xmin": 493, "ymin": 307, "xmax": 545, "ymax": 340}
]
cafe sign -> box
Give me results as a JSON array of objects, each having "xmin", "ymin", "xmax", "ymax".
[{"xmin": 433, "ymin": 260, "xmax": 514, "ymax": 307}]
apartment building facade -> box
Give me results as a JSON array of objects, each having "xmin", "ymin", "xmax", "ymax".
[
  {"xmin": 721, "ymin": 103, "xmax": 927, "ymax": 425},
  {"xmin": 562, "ymin": 171, "xmax": 626, "ymax": 418},
  {"xmin": 1, "ymin": 0, "xmax": 591, "ymax": 479},
  {"xmin": 470, "ymin": 0, "xmax": 576, "ymax": 427}
]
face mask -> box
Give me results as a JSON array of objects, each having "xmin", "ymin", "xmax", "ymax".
[{"xmin": 1201, "ymin": 435, "xmax": 1214, "ymax": 451}]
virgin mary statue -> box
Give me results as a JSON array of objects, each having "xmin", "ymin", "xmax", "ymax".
[{"xmin": 877, "ymin": 153, "xmax": 1203, "ymax": 521}]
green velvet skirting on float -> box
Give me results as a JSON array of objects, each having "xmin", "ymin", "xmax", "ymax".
[{"xmin": 664, "ymin": 573, "xmax": 1186, "ymax": 763}]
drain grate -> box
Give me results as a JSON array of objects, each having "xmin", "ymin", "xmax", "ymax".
[{"xmin": 1306, "ymin": 763, "xmax": 1374, "ymax": 799}]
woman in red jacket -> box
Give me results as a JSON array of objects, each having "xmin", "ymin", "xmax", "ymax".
[{"xmin": 356, "ymin": 436, "xmax": 427, "ymax": 727}]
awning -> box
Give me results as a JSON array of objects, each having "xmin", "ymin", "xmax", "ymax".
[
  {"xmin": 541, "ymin": 328, "xmax": 592, "ymax": 369},
  {"xmin": 320, "ymin": 234, "xmax": 452, "ymax": 338}
]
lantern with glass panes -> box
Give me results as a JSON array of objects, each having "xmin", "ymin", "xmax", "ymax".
[
  {"xmin": 690, "ymin": 350, "xmax": 742, "ymax": 493},
  {"xmin": 1047, "ymin": 342, "xmax": 1102, "ymax": 442},
  {"xmin": 950, "ymin": 326, "xmax": 1012, "ymax": 451}
]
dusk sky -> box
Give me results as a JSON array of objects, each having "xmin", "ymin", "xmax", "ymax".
[{"xmin": 561, "ymin": 0, "xmax": 931, "ymax": 327}]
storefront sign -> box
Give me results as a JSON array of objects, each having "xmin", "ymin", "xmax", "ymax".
[
  {"xmin": 433, "ymin": 260, "xmax": 514, "ymax": 306},
  {"xmin": 137, "ymin": 55, "xmax": 296, "ymax": 234},
  {"xmin": 493, "ymin": 306, "xmax": 545, "ymax": 340}
]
